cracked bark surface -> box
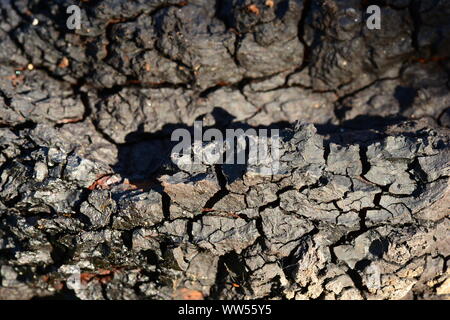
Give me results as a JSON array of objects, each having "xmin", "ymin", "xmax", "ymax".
[{"xmin": 0, "ymin": 0, "xmax": 449, "ymax": 300}]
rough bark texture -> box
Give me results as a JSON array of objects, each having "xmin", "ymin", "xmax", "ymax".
[{"xmin": 0, "ymin": 0, "xmax": 449, "ymax": 300}]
